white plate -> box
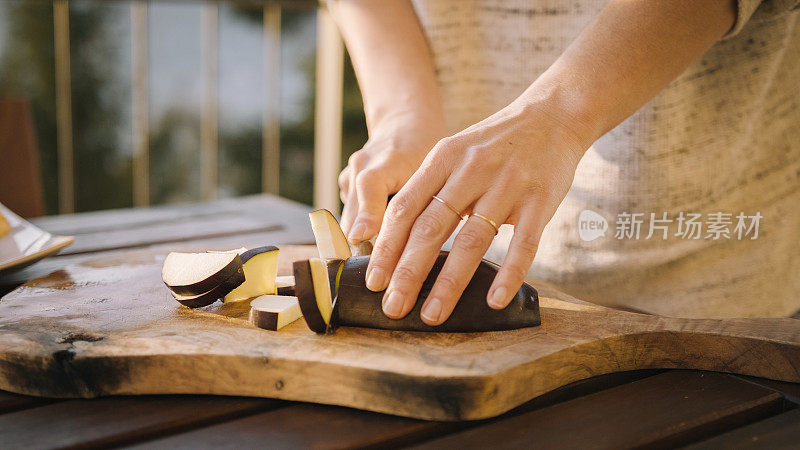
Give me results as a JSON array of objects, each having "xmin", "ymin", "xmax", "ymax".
[{"xmin": 0, "ymin": 203, "xmax": 74, "ymax": 276}]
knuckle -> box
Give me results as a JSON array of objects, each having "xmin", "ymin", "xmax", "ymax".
[
  {"xmin": 348, "ymin": 151, "xmax": 369, "ymax": 170},
  {"xmin": 504, "ymin": 263, "xmax": 529, "ymax": 283},
  {"xmin": 391, "ymin": 265, "xmax": 420, "ymax": 284},
  {"xmin": 515, "ymin": 231, "xmax": 540, "ymax": 256},
  {"xmin": 338, "ymin": 176, "xmax": 349, "ymax": 191},
  {"xmin": 455, "ymin": 228, "xmax": 489, "ymax": 253},
  {"xmin": 501, "ymin": 164, "xmax": 527, "ymax": 185},
  {"xmin": 387, "ymin": 194, "xmax": 413, "ymax": 219},
  {"xmin": 430, "ymin": 137, "xmax": 458, "ymax": 158},
  {"xmin": 372, "ymin": 240, "xmax": 398, "ymax": 260},
  {"xmin": 413, "ymin": 214, "xmax": 447, "ymax": 240},
  {"xmin": 355, "ymin": 169, "xmax": 380, "ymax": 188},
  {"xmin": 463, "ymin": 147, "xmax": 494, "ymax": 173},
  {"xmin": 435, "ymin": 273, "xmax": 462, "ymax": 293},
  {"xmin": 435, "ymin": 136, "xmax": 456, "ymax": 149}
]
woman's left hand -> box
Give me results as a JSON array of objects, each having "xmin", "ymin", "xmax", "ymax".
[{"xmin": 364, "ymin": 99, "xmax": 591, "ymax": 325}]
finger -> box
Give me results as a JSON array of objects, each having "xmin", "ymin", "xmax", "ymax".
[
  {"xmin": 365, "ymin": 142, "xmax": 453, "ymax": 292},
  {"xmin": 339, "ymin": 186, "xmax": 359, "ymax": 236},
  {"xmin": 338, "ymin": 166, "xmax": 351, "ymax": 203},
  {"xmin": 487, "ymin": 204, "xmax": 543, "ymax": 309},
  {"xmin": 420, "ymin": 194, "xmax": 510, "ymax": 325},
  {"xmin": 348, "ymin": 169, "xmax": 389, "ymax": 244},
  {"xmin": 378, "ymin": 162, "xmax": 489, "ymax": 317},
  {"xmin": 380, "ymin": 194, "xmax": 467, "ymax": 318}
]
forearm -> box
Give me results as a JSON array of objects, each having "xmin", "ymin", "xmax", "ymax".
[
  {"xmin": 521, "ymin": 0, "xmax": 738, "ymax": 146},
  {"xmin": 327, "ymin": 0, "xmax": 444, "ymax": 131}
]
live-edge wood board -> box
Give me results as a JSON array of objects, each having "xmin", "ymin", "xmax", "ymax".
[{"xmin": 0, "ymin": 245, "xmax": 798, "ymax": 421}]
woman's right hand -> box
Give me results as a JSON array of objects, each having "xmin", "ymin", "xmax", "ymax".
[{"xmin": 339, "ymin": 111, "xmax": 446, "ymax": 243}]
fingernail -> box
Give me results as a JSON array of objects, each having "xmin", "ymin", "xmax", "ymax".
[
  {"xmin": 366, "ymin": 268, "xmax": 386, "ymax": 291},
  {"xmin": 348, "ymin": 222, "xmax": 367, "ymax": 243},
  {"xmin": 488, "ymin": 286, "xmax": 507, "ymax": 309},
  {"xmin": 421, "ymin": 298, "xmax": 443, "ymax": 323},
  {"xmin": 383, "ymin": 291, "xmax": 404, "ymax": 318}
]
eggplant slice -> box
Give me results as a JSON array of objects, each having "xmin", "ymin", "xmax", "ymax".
[
  {"xmin": 223, "ymin": 246, "xmax": 280, "ymax": 302},
  {"xmin": 171, "ymin": 269, "xmax": 246, "ymax": 308},
  {"xmin": 249, "ymin": 295, "xmax": 302, "ymax": 331},
  {"xmin": 162, "ymin": 251, "xmax": 244, "ymax": 296},
  {"xmin": 275, "ymin": 275, "xmax": 295, "ymax": 296},
  {"xmin": 293, "ymin": 259, "xmax": 335, "ymax": 334},
  {"xmin": 309, "ymin": 209, "xmax": 352, "ymax": 260}
]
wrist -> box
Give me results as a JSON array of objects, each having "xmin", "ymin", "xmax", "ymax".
[
  {"xmin": 367, "ymin": 106, "xmax": 446, "ymax": 135},
  {"xmin": 515, "ymin": 77, "xmax": 606, "ymax": 155}
]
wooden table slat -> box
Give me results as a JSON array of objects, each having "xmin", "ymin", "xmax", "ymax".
[
  {"xmin": 735, "ymin": 375, "xmax": 800, "ymax": 405},
  {"xmin": 0, "ymin": 396, "xmax": 285, "ymax": 450},
  {"xmin": 121, "ymin": 371, "xmax": 663, "ymax": 449},
  {"xmin": 409, "ymin": 371, "xmax": 786, "ymax": 450},
  {"xmin": 30, "ymin": 194, "xmax": 309, "ymax": 236},
  {"xmin": 684, "ymin": 408, "xmax": 800, "ymax": 449},
  {"xmin": 0, "ymin": 391, "xmax": 56, "ymax": 415},
  {"xmin": 42, "ymin": 195, "xmax": 311, "ymax": 256},
  {"xmin": 0, "ymin": 194, "xmax": 315, "ymax": 295}
]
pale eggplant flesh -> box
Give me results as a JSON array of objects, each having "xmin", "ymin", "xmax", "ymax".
[{"xmin": 295, "ymin": 251, "xmax": 540, "ymax": 333}]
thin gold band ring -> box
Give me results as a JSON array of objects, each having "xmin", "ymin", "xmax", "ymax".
[
  {"xmin": 432, "ymin": 195, "xmax": 465, "ymax": 219},
  {"xmin": 472, "ymin": 213, "xmax": 500, "ymax": 235}
]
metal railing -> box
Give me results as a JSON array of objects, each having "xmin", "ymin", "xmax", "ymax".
[{"xmin": 51, "ymin": 0, "xmax": 344, "ymax": 215}]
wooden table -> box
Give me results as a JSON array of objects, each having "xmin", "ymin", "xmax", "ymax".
[{"xmin": 0, "ymin": 194, "xmax": 798, "ymax": 449}]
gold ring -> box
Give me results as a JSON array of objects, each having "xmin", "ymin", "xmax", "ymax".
[
  {"xmin": 432, "ymin": 195, "xmax": 465, "ymax": 219},
  {"xmin": 472, "ymin": 213, "xmax": 500, "ymax": 235}
]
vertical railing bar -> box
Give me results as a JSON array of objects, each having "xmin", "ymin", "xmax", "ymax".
[
  {"xmin": 53, "ymin": 0, "xmax": 75, "ymax": 214},
  {"xmin": 201, "ymin": 2, "xmax": 219, "ymax": 201},
  {"xmin": 313, "ymin": 6, "xmax": 344, "ymax": 214},
  {"xmin": 262, "ymin": 2, "xmax": 281, "ymax": 195},
  {"xmin": 131, "ymin": 1, "xmax": 149, "ymax": 207}
]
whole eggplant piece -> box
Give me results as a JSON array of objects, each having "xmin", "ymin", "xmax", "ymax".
[{"xmin": 294, "ymin": 252, "xmax": 540, "ymax": 333}]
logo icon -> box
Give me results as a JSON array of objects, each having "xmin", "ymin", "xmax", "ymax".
[{"xmin": 578, "ymin": 209, "xmax": 608, "ymax": 242}]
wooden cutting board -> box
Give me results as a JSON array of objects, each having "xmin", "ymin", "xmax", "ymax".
[{"xmin": 0, "ymin": 245, "xmax": 798, "ymax": 421}]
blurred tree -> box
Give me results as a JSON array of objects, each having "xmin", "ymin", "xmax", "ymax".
[
  {"xmin": 0, "ymin": 1, "xmax": 58, "ymax": 214},
  {"xmin": 0, "ymin": 0, "xmax": 132, "ymax": 213},
  {"xmin": 0, "ymin": 2, "xmax": 368, "ymax": 213}
]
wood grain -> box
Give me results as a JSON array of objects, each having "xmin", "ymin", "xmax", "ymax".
[
  {"xmin": 685, "ymin": 408, "xmax": 800, "ymax": 450},
  {"xmin": 36, "ymin": 194, "xmax": 311, "ymax": 256},
  {"xmin": 410, "ymin": 371, "xmax": 785, "ymax": 450},
  {"xmin": 0, "ymin": 194, "xmax": 314, "ymax": 294},
  {"xmin": 0, "ymin": 390, "xmax": 55, "ymax": 415},
  {"xmin": 735, "ymin": 375, "xmax": 800, "ymax": 404},
  {"xmin": 126, "ymin": 371, "xmax": 664, "ymax": 449},
  {"xmin": 0, "ymin": 246, "xmax": 799, "ymax": 420},
  {"xmin": 0, "ymin": 396, "xmax": 282, "ymax": 450}
]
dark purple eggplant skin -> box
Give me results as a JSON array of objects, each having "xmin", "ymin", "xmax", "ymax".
[
  {"xmin": 172, "ymin": 268, "xmax": 245, "ymax": 308},
  {"xmin": 239, "ymin": 246, "xmax": 278, "ymax": 264},
  {"xmin": 166, "ymin": 254, "xmax": 244, "ymax": 296},
  {"xmin": 326, "ymin": 252, "xmax": 540, "ymax": 332},
  {"xmin": 293, "ymin": 260, "xmax": 330, "ymax": 334}
]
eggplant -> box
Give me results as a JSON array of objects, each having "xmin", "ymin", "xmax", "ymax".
[
  {"xmin": 162, "ymin": 251, "xmax": 244, "ymax": 296},
  {"xmin": 275, "ymin": 275, "xmax": 295, "ymax": 296},
  {"xmin": 170, "ymin": 269, "xmax": 246, "ymax": 308},
  {"xmin": 223, "ymin": 246, "xmax": 279, "ymax": 302},
  {"xmin": 309, "ymin": 209, "xmax": 352, "ymax": 259},
  {"xmin": 294, "ymin": 252, "xmax": 540, "ymax": 333},
  {"xmin": 249, "ymin": 295, "xmax": 302, "ymax": 331},
  {"xmin": 294, "ymin": 259, "xmax": 335, "ymax": 334}
]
